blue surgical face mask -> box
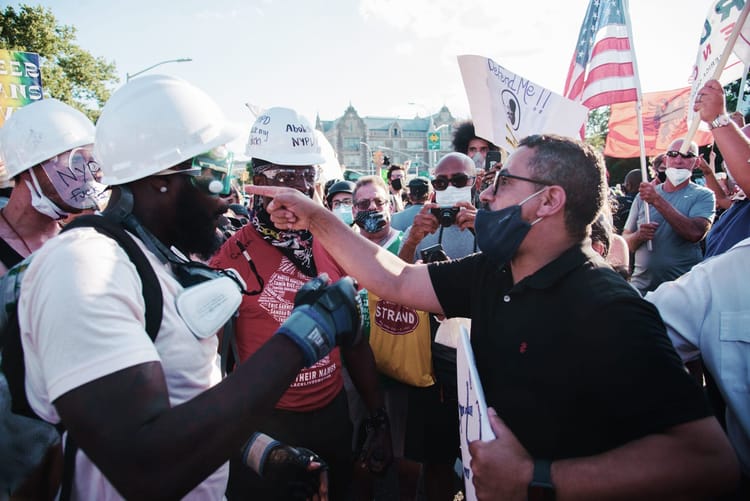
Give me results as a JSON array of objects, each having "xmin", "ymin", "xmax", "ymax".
[
  {"xmin": 475, "ymin": 188, "xmax": 545, "ymax": 267},
  {"xmin": 333, "ymin": 205, "xmax": 354, "ymax": 226}
]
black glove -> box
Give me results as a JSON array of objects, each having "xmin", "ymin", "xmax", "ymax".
[
  {"xmin": 242, "ymin": 433, "xmax": 328, "ymax": 501},
  {"xmin": 358, "ymin": 407, "xmax": 394, "ymax": 475},
  {"xmin": 276, "ymin": 273, "xmax": 363, "ymax": 366}
]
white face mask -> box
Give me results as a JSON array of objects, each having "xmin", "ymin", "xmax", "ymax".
[
  {"xmin": 665, "ymin": 167, "xmax": 692, "ymax": 186},
  {"xmin": 435, "ymin": 185, "xmax": 473, "ymax": 206},
  {"xmin": 26, "ymin": 169, "xmax": 69, "ymax": 220},
  {"xmin": 333, "ymin": 205, "xmax": 353, "ymax": 225}
]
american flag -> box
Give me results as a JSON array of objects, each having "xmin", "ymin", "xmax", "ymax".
[{"xmin": 563, "ymin": 0, "xmax": 638, "ymax": 109}]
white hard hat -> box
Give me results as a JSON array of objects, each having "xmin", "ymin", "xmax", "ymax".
[
  {"xmin": 246, "ymin": 107, "xmax": 325, "ymax": 166},
  {"xmin": 0, "ymin": 98, "xmax": 95, "ymax": 180},
  {"xmin": 95, "ymin": 74, "xmax": 241, "ymax": 185}
]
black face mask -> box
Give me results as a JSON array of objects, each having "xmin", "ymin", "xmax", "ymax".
[
  {"xmin": 474, "ymin": 189, "xmax": 544, "ymax": 267},
  {"xmin": 355, "ymin": 209, "xmax": 387, "ymax": 233},
  {"xmin": 391, "ymin": 178, "xmax": 403, "ymax": 191},
  {"xmin": 657, "ymin": 171, "xmax": 667, "ymax": 183}
]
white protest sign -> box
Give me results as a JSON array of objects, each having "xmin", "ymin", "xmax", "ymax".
[
  {"xmin": 458, "ymin": 54, "xmax": 589, "ymax": 152},
  {"xmin": 688, "ymin": 1, "xmax": 750, "ymax": 124},
  {"xmin": 457, "ymin": 325, "xmax": 494, "ymax": 501}
]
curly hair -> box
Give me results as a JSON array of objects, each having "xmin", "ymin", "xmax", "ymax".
[{"xmin": 451, "ymin": 120, "xmax": 498, "ymax": 155}]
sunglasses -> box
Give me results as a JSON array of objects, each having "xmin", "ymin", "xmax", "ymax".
[
  {"xmin": 260, "ymin": 167, "xmax": 319, "ymax": 185},
  {"xmin": 491, "ymin": 169, "xmax": 554, "ymax": 196},
  {"xmin": 353, "ymin": 198, "xmax": 388, "ymax": 211},
  {"xmin": 430, "ymin": 173, "xmax": 475, "ymax": 191},
  {"xmin": 665, "ymin": 150, "xmax": 697, "ymax": 159}
]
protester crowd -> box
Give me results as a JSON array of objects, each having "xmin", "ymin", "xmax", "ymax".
[{"xmin": 0, "ymin": 73, "xmax": 748, "ymax": 501}]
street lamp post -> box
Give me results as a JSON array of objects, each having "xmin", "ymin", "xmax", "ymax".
[
  {"xmin": 359, "ymin": 141, "xmax": 375, "ymax": 176},
  {"xmin": 126, "ymin": 58, "xmax": 193, "ymax": 81}
]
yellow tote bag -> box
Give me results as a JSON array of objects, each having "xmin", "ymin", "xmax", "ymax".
[{"xmin": 367, "ymin": 291, "xmax": 434, "ymax": 387}]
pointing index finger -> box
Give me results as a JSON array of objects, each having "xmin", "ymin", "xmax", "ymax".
[{"xmin": 245, "ymin": 185, "xmax": 284, "ymax": 197}]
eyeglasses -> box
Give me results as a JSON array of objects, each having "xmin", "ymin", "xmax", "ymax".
[
  {"xmin": 491, "ymin": 169, "xmax": 554, "ymax": 196},
  {"xmin": 260, "ymin": 167, "xmax": 319, "ymax": 185},
  {"xmin": 331, "ymin": 199, "xmax": 353, "ymax": 209},
  {"xmin": 354, "ymin": 198, "xmax": 388, "ymax": 211},
  {"xmin": 430, "ymin": 173, "xmax": 475, "ymax": 191},
  {"xmin": 665, "ymin": 150, "xmax": 697, "ymax": 159}
]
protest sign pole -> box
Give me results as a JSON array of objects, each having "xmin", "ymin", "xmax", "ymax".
[
  {"xmin": 621, "ymin": 0, "xmax": 653, "ymax": 249},
  {"xmin": 681, "ymin": 3, "xmax": 750, "ymax": 154}
]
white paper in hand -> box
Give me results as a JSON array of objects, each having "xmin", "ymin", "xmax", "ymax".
[{"xmin": 457, "ymin": 325, "xmax": 495, "ymax": 501}]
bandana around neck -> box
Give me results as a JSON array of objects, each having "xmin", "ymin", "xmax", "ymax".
[{"xmin": 251, "ymin": 206, "xmax": 317, "ymax": 277}]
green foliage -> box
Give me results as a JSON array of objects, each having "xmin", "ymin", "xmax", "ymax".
[
  {"xmin": 585, "ymin": 106, "xmax": 610, "ymax": 151},
  {"xmin": 0, "ymin": 4, "xmax": 118, "ymax": 121}
]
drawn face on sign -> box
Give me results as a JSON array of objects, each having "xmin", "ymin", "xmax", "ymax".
[{"xmin": 37, "ymin": 145, "xmax": 108, "ymax": 210}]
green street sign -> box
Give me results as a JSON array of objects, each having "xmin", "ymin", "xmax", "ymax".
[{"xmin": 427, "ymin": 131, "xmax": 441, "ymax": 150}]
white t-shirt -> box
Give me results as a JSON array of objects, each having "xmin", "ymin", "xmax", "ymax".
[{"xmin": 18, "ymin": 227, "xmax": 227, "ymax": 500}]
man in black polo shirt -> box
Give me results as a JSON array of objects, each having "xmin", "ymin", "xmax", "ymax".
[{"xmin": 247, "ymin": 134, "xmax": 739, "ymax": 500}]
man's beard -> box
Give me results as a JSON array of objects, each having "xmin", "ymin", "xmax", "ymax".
[{"xmin": 174, "ymin": 185, "xmax": 224, "ymax": 260}]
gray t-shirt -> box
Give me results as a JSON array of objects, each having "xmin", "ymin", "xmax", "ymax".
[
  {"xmin": 400, "ymin": 224, "xmax": 478, "ymax": 263},
  {"xmin": 624, "ymin": 182, "xmax": 715, "ymax": 294}
]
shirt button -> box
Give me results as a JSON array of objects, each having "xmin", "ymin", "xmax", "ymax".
[{"xmin": 503, "ymin": 295, "xmax": 511, "ymax": 302}]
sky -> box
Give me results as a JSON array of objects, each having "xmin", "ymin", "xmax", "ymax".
[{"xmin": 25, "ymin": 0, "xmax": 715, "ymax": 152}]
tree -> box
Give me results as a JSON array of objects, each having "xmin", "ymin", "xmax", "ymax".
[
  {"xmin": 585, "ymin": 106, "xmax": 610, "ymax": 151},
  {"xmin": 0, "ymin": 4, "xmax": 118, "ymax": 121}
]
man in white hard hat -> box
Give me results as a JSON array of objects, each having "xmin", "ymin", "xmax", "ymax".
[
  {"xmin": 211, "ymin": 107, "xmax": 392, "ymax": 500},
  {"xmin": 16, "ymin": 76, "xmax": 363, "ymax": 500},
  {"xmin": 0, "ymin": 99, "xmax": 108, "ymax": 274}
]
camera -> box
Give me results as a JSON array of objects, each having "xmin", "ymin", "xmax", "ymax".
[
  {"xmin": 420, "ymin": 243, "xmax": 449, "ymax": 263},
  {"xmin": 430, "ymin": 206, "xmax": 460, "ymax": 227}
]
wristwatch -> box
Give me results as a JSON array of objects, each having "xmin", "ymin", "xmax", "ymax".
[
  {"xmin": 528, "ymin": 459, "xmax": 556, "ymax": 501},
  {"xmin": 709, "ymin": 113, "xmax": 732, "ymax": 130}
]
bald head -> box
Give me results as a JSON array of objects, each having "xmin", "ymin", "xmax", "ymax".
[{"xmin": 435, "ymin": 152, "xmax": 476, "ymax": 176}]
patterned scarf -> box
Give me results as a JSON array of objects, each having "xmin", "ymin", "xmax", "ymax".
[{"xmin": 251, "ymin": 205, "xmax": 317, "ymax": 277}]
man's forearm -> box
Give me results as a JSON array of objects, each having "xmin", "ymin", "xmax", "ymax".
[
  {"xmin": 651, "ymin": 198, "xmax": 709, "ymax": 242},
  {"xmin": 551, "ymin": 418, "xmax": 738, "ymax": 500}
]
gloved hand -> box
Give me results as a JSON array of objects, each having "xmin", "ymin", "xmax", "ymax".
[
  {"xmin": 242, "ymin": 432, "xmax": 328, "ymax": 501},
  {"xmin": 277, "ymin": 273, "xmax": 363, "ymax": 366},
  {"xmin": 358, "ymin": 407, "xmax": 394, "ymax": 475}
]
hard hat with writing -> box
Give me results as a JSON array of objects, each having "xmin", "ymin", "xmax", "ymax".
[
  {"xmin": 0, "ymin": 98, "xmax": 95, "ymax": 180},
  {"xmin": 245, "ymin": 107, "xmax": 325, "ymax": 166},
  {"xmin": 95, "ymin": 74, "xmax": 241, "ymax": 185}
]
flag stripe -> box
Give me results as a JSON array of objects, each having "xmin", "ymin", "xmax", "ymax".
[{"xmin": 564, "ymin": 0, "xmax": 638, "ymax": 109}]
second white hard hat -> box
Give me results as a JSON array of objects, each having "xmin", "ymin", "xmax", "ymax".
[
  {"xmin": 246, "ymin": 107, "xmax": 325, "ymax": 166},
  {"xmin": 0, "ymin": 98, "xmax": 95, "ymax": 180}
]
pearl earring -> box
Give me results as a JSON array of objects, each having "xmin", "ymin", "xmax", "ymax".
[{"xmin": 160, "ymin": 186, "xmax": 168, "ymax": 193}]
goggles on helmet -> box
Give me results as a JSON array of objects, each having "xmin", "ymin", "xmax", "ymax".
[{"xmin": 188, "ymin": 146, "xmax": 234, "ymax": 196}]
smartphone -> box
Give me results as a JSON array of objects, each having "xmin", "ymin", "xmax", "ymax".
[
  {"xmin": 485, "ymin": 150, "xmax": 502, "ymax": 172},
  {"xmin": 420, "ymin": 243, "xmax": 449, "ymax": 263}
]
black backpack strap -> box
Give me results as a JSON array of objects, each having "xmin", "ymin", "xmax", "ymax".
[
  {"xmin": 220, "ymin": 313, "xmax": 240, "ymax": 377},
  {"xmin": 0, "ymin": 236, "xmax": 24, "ymax": 269},
  {"xmin": 62, "ymin": 215, "xmax": 163, "ymax": 340},
  {"xmin": 60, "ymin": 434, "xmax": 77, "ymax": 501}
]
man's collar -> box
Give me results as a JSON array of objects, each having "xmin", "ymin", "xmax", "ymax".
[{"xmin": 512, "ymin": 242, "xmax": 600, "ymax": 291}]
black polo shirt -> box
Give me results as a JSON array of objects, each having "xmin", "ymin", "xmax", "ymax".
[{"xmin": 429, "ymin": 243, "xmax": 710, "ymax": 460}]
